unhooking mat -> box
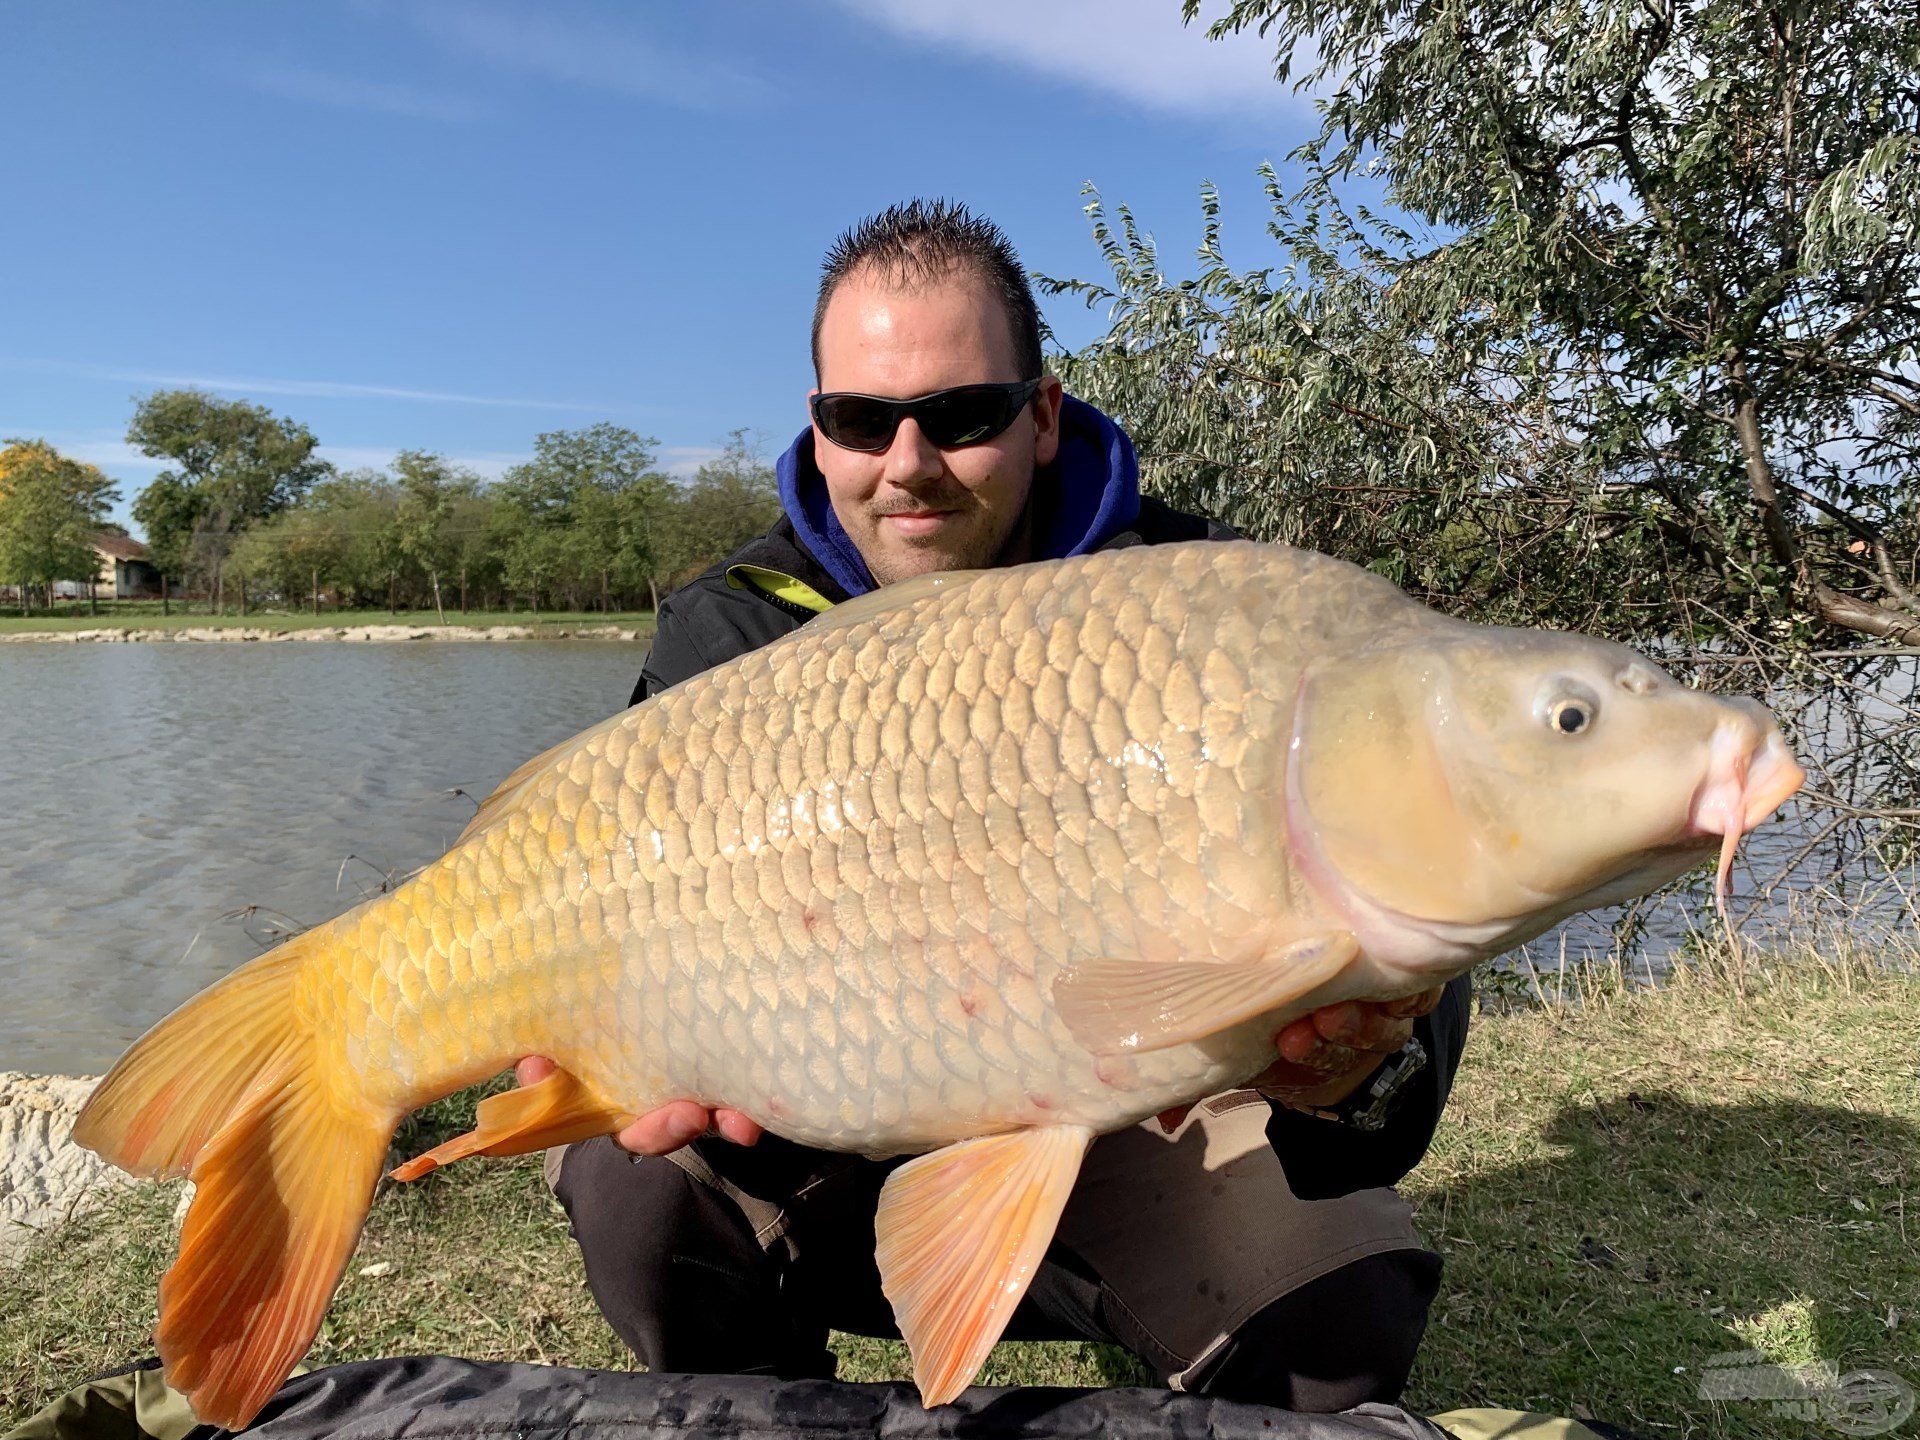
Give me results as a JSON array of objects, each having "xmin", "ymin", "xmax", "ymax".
[{"xmin": 4, "ymin": 1358, "xmax": 1631, "ymax": 1440}]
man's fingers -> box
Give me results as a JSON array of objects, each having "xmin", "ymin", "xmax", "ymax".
[
  {"xmin": 515, "ymin": 1061, "xmax": 761, "ymax": 1155},
  {"xmin": 711, "ymin": 1109, "xmax": 764, "ymax": 1146},
  {"xmin": 1311, "ymin": 1002, "xmax": 1415, "ymax": 1054},
  {"xmin": 611, "ymin": 1102, "xmax": 766, "ymax": 1154},
  {"xmin": 515, "ymin": 1055, "xmax": 556, "ymax": 1087},
  {"xmin": 1383, "ymin": 986, "xmax": 1445, "ymax": 1019},
  {"xmin": 1275, "ymin": 1015, "xmax": 1326, "ymax": 1066},
  {"xmin": 614, "ymin": 1101, "xmax": 713, "ymax": 1156}
]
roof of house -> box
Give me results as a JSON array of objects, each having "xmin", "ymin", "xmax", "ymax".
[{"xmin": 90, "ymin": 532, "xmax": 150, "ymax": 561}]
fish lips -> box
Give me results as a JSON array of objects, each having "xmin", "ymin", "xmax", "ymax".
[{"xmin": 1683, "ymin": 719, "xmax": 1807, "ymax": 915}]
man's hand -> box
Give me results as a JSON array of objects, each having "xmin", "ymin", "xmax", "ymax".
[
  {"xmin": 1155, "ymin": 988, "xmax": 1444, "ymax": 1132},
  {"xmin": 514, "ymin": 1056, "xmax": 764, "ymax": 1156},
  {"xmin": 1255, "ymin": 988, "xmax": 1443, "ymax": 1109}
]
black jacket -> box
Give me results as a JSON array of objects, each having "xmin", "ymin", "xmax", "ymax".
[{"xmin": 628, "ymin": 500, "xmax": 1469, "ymax": 1200}]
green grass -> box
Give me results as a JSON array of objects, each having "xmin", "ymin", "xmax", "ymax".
[
  {"xmin": 4, "ymin": 950, "xmax": 1915, "ymax": 1436},
  {"xmin": 0, "ymin": 602, "xmax": 654, "ymax": 636},
  {"xmin": 1399, "ymin": 946, "xmax": 1920, "ymax": 1435}
]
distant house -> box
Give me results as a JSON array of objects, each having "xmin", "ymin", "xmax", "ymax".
[{"xmin": 50, "ymin": 532, "xmax": 165, "ymax": 600}]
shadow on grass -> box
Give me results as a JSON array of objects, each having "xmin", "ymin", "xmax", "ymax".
[
  {"xmin": 1409, "ymin": 1094, "xmax": 1918, "ymax": 1436},
  {"xmin": 7, "ymin": 1088, "xmax": 1911, "ymax": 1435}
]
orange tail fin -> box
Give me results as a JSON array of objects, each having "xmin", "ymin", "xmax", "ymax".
[{"xmin": 72, "ymin": 928, "xmax": 395, "ymax": 1430}]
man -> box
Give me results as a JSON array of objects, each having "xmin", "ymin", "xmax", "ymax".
[{"xmin": 525, "ymin": 200, "xmax": 1470, "ymax": 1412}]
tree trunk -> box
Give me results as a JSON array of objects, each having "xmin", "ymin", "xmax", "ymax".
[
  {"xmin": 312, "ymin": 567, "xmax": 320, "ymax": 616},
  {"xmin": 88, "ymin": 578, "xmax": 97, "ymax": 616},
  {"xmin": 1728, "ymin": 372, "xmax": 1920, "ymax": 645},
  {"xmin": 214, "ymin": 570, "xmax": 223, "ymax": 617},
  {"xmin": 601, "ymin": 568, "xmax": 610, "ymax": 614},
  {"xmin": 238, "ymin": 574, "xmax": 247, "ymax": 617},
  {"xmin": 647, "ymin": 577, "xmax": 658, "ymax": 614},
  {"xmin": 389, "ymin": 571, "xmax": 398, "ymax": 615},
  {"xmin": 18, "ymin": 581, "xmax": 26, "ymax": 618},
  {"xmin": 459, "ymin": 565, "xmax": 468, "ymax": 615},
  {"xmin": 161, "ymin": 572, "xmax": 170, "ymax": 617},
  {"xmin": 430, "ymin": 569, "xmax": 446, "ymax": 625},
  {"xmin": 531, "ymin": 575, "xmax": 539, "ymax": 616}
]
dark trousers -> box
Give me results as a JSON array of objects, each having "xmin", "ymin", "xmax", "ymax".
[{"xmin": 550, "ymin": 1097, "xmax": 1441, "ymax": 1414}]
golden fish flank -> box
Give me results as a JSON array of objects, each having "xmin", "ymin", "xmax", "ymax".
[{"xmin": 73, "ymin": 540, "xmax": 1804, "ymax": 1428}]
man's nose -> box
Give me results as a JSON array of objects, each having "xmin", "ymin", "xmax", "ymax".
[{"xmin": 880, "ymin": 417, "xmax": 944, "ymax": 487}]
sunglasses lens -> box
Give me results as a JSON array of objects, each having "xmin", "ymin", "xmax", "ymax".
[
  {"xmin": 916, "ymin": 387, "xmax": 1013, "ymax": 447},
  {"xmin": 817, "ymin": 396, "xmax": 898, "ymax": 451}
]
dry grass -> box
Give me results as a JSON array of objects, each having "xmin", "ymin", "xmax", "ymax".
[{"xmin": 4, "ymin": 939, "xmax": 1915, "ymax": 1436}]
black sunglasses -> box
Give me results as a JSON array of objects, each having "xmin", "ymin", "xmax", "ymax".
[{"xmin": 810, "ymin": 379, "xmax": 1041, "ymax": 453}]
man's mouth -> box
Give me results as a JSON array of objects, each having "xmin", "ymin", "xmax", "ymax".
[{"xmin": 882, "ymin": 510, "xmax": 956, "ymax": 537}]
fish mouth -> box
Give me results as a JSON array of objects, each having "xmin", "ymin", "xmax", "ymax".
[{"xmin": 1685, "ymin": 719, "xmax": 1807, "ymax": 916}]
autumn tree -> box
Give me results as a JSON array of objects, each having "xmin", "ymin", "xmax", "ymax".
[{"xmin": 0, "ymin": 440, "xmax": 118, "ymax": 613}]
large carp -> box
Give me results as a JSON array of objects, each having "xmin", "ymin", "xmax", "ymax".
[{"xmin": 75, "ymin": 540, "xmax": 1802, "ymax": 1426}]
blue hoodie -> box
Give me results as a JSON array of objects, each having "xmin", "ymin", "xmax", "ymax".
[{"xmin": 775, "ymin": 395, "xmax": 1143, "ymax": 600}]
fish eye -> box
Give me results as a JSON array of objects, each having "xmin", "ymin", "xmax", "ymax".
[{"xmin": 1548, "ymin": 698, "xmax": 1593, "ymax": 735}]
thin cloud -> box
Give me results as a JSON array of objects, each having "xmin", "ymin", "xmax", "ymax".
[
  {"xmin": 34, "ymin": 440, "xmax": 163, "ymax": 476},
  {"xmin": 402, "ymin": 0, "xmax": 766, "ymax": 111},
  {"xmin": 0, "ymin": 357, "xmax": 603, "ymax": 413},
  {"xmin": 24, "ymin": 437, "xmax": 527, "ymax": 484},
  {"xmin": 233, "ymin": 66, "xmax": 484, "ymax": 124},
  {"xmin": 824, "ymin": 0, "xmax": 1309, "ymax": 122},
  {"xmin": 321, "ymin": 446, "xmax": 528, "ymax": 480},
  {"xmin": 661, "ymin": 444, "xmax": 724, "ymax": 480}
]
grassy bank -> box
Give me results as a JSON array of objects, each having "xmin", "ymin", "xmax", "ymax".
[
  {"xmin": 0, "ymin": 603, "xmax": 654, "ymax": 636},
  {"xmin": 4, "ymin": 950, "xmax": 1915, "ymax": 1437}
]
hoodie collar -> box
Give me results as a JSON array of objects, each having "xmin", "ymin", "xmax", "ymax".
[{"xmin": 775, "ymin": 394, "xmax": 1142, "ymax": 600}]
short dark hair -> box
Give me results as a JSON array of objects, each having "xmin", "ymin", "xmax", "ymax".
[{"xmin": 811, "ymin": 199, "xmax": 1044, "ymax": 383}]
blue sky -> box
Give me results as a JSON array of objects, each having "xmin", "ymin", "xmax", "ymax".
[{"xmin": 2, "ymin": 1, "xmax": 1327, "ymax": 534}]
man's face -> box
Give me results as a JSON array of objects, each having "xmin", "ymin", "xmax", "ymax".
[{"xmin": 812, "ymin": 267, "xmax": 1063, "ymax": 586}]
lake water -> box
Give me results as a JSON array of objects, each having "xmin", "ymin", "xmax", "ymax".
[
  {"xmin": 0, "ymin": 643, "xmax": 645, "ymax": 1074},
  {"xmin": 0, "ymin": 643, "xmax": 1906, "ymax": 1074}
]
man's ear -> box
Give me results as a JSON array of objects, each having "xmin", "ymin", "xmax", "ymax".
[{"xmin": 1032, "ymin": 376, "xmax": 1066, "ymax": 468}]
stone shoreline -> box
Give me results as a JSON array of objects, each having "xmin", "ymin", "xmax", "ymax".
[
  {"xmin": 0, "ymin": 623, "xmax": 646, "ymax": 644},
  {"xmin": 0, "ymin": 1073, "xmax": 120, "ymax": 1265}
]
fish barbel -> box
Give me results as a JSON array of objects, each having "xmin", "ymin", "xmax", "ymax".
[{"xmin": 74, "ymin": 541, "xmax": 1803, "ymax": 1425}]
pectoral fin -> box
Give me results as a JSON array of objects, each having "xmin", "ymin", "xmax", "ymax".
[
  {"xmin": 1052, "ymin": 932, "xmax": 1358, "ymax": 1055},
  {"xmin": 390, "ymin": 1068, "xmax": 635, "ymax": 1181},
  {"xmin": 876, "ymin": 1126, "xmax": 1094, "ymax": 1407}
]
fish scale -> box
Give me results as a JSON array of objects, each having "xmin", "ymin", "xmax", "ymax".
[
  {"xmin": 331, "ymin": 540, "xmax": 1296, "ymax": 1147},
  {"xmin": 75, "ymin": 538, "xmax": 1806, "ymax": 1427}
]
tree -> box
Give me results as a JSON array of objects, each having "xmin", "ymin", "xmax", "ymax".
[
  {"xmin": 658, "ymin": 430, "xmax": 782, "ymax": 586},
  {"xmin": 1149, "ymin": 0, "xmax": 1919, "ymax": 644},
  {"xmin": 127, "ymin": 390, "xmax": 331, "ymax": 609},
  {"xmin": 393, "ymin": 451, "xmax": 479, "ymax": 624},
  {"xmin": 497, "ymin": 424, "xmax": 670, "ymax": 612},
  {"xmin": 0, "ymin": 440, "xmax": 118, "ymax": 613},
  {"xmin": 1042, "ymin": 0, "xmax": 1920, "ymax": 884}
]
